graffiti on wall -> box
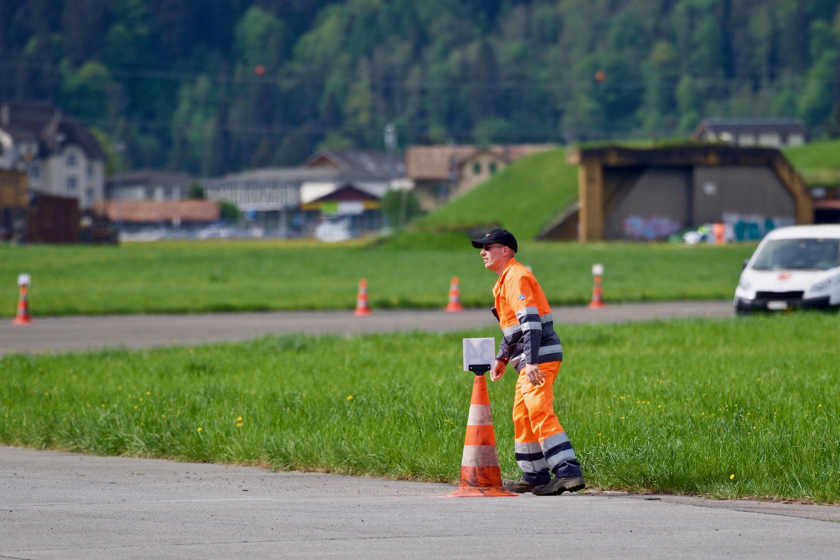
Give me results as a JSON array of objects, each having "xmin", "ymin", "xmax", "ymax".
[
  {"xmin": 623, "ymin": 215, "xmax": 682, "ymax": 240},
  {"xmin": 721, "ymin": 213, "xmax": 795, "ymax": 241}
]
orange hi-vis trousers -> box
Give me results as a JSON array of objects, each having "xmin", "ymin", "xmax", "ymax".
[{"xmin": 512, "ymin": 361, "xmax": 582, "ymax": 484}]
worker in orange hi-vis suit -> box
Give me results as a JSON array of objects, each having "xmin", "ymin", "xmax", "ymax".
[{"xmin": 472, "ymin": 228, "xmax": 585, "ymax": 496}]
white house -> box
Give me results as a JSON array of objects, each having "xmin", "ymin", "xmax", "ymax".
[{"xmin": 0, "ymin": 102, "xmax": 106, "ymax": 210}]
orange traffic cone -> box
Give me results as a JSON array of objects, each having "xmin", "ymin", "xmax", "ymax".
[
  {"xmin": 13, "ymin": 276, "xmax": 32, "ymax": 325},
  {"xmin": 444, "ymin": 276, "xmax": 463, "ymax": 312},
  {"xmin": 446, "ymin": 373, "xmax": 516, "ymax": 498},
  {"xmin": 354, "ymin": 278, "xmax": 371, "ymax": 316},
  {"xmin": 588, "ymin": 264, "xmax": 604, "ymax": 309}
]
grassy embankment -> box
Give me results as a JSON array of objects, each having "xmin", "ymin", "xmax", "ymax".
[
  {"xmin": 415, "ymin": 147, "xmax": 579, "ymax": 240},
  {"xmin": 784, "ymin": 137, "xmax": 840, "ymax": 187},
  {"xmin": 2, "ymin": 312, "xmax": 838, "ymax": 503}
]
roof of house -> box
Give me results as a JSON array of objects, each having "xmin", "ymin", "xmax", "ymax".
[
  {"xmin": 105, "ymin": 169, "xmax": 196, "ymax": 189},
  {"xmin": 303, "ymin": 150, "xmax": 405, "ymax": 179},
  {"xmin": 93, "ymin": 199, "xmax": 220, "ymax": 223},
  {"xmin": 205, "ymin": 166, "xmax": 339, "ymax": 185},
  {"xmin": 405, "ymin": 144, "xmax": 552, "ymax": 180},
  {"xmin": 0, "ymin": 101, "xmax": 107, "ymax": 160},
  {"xmin": 692, "ymin": 118, "xmax": 808, "ymax": 138},
  {"xmin": 310, "ymin": 184, "xmax": 380, "ymax": 203}
]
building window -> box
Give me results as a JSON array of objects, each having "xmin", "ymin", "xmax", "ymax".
[
  {"xmin": 85, "ymin": 188, "xmax": 94, "ymax": 206},
  {"xmin": 67, "ymin": 177, "xmax": 78, "ymax": 191},
  {"xmin": 489, "ymin": 162, "xmax": 497, "ymax": 174},
  {"xmin": 28, "ymin": 164, "xmax": 41, "ymax": 180},
  {"xmin": 86, "ymin": 164, "xmax": 94, "ymax": 179},
  {"xmin": 436, "ymin": 183, "xmax": 450, "ymax": 199},
  {"xmin": 66, "ymin": 153, "xmax": 78, "ymax": 167},
  {"xmin": 473, "ymin": 162, "xmax": 481, "ymax": 175}
]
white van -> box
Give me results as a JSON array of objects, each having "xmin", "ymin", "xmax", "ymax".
[{"xmin": 734, "ymin": 224, "xmax": 840, "ymax": 314}]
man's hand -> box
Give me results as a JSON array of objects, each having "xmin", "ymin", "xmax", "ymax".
[
  {"xmin": 524, "ymin": 363, "xmax": 545, "ymax": 386},
  {"xmin": 490, "ymin": 359, "xmax": 506, "ymax": 382}
]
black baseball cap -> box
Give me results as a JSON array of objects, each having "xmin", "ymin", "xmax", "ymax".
[{"xmin": 471, "ymin": 228, "xmax": 518, "ymax": 253}]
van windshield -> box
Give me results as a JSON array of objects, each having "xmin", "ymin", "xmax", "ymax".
[{"xmin": 751, "ymin": 238, "xmax": 840, "ymax": 271}]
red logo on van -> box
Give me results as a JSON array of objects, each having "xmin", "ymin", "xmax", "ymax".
[{"xmin": 778, "ymin": 273, "xmax": 792, "ymax": 280}]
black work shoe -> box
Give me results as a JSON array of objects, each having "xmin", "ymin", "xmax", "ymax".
[
  {"xmin": 502, "ymin": 478, "xmax": 544, "ymax": 494},
  {"xmin": 533, "ymin": 475, "xmax": 586, "ymax": 496}
]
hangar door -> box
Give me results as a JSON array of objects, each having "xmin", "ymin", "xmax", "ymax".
[{"xmin": 603, "ymin": 167, "xmax": 690, "ymax": 240}]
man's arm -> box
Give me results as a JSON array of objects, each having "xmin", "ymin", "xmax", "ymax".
[{"xmin": 512, "ymin": 276, "xmax": 545, "ymax": 385}]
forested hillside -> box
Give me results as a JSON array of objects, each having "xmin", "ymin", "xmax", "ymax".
[{"xmin": 2, "ymin": 0, "xmax": 840, "ymax": 176}]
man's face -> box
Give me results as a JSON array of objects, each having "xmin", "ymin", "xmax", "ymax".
[{"xmin": 480, "ymin": 243, "xmax": 506, "ymax": 270}]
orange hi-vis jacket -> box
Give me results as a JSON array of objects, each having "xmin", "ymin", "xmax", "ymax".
[{"xmin": 492, "ymin": 258, "xmax": 563, "ymax": 371}]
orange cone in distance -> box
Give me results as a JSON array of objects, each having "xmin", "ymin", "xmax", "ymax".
[
  {"xmin": 354, "ymin": 278, "xmax": 372, "ymax": 316},
  {"xmin": 13, "ymin": 273, "xmax": 32, "ymax": 325},
  {"xmin": 444, "ymin": 276, "xmax": 463, "ymax": 312},
  {"xmin": 588, "ymin": 263, "xmax": 604, "ymax": 309},
  {"xmin": 446, "ymin": 371, "xmax": 516, "ymax": 498}
]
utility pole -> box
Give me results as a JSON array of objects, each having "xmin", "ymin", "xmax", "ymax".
[
  {"xmin": 384, "ymin": 123, "xmax": 405, "ymax": 229},
  {"xmin": 115, "ymin": 142, "xmax": 124, "ymax": 236}
]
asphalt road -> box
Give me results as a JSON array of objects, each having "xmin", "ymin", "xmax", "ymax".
[
  {"xmin": 0, "ymin": 300, "xmax": 735, "ymax": 355},
  {"xmin": 4, "ymin": 301, "xmax": 840, "ymax": 559},
  {"xmin": 2, "ymin": 447, "xmax": 839, "ymax": 559}
]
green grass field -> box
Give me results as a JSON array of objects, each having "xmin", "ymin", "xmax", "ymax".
[
  {"xmin": 2, "ymin": 313, "xmax": 838, "ymax": 503},
  {"xmin": 1, "ymin": 240, "xmax": 755, "ymax": 317}
]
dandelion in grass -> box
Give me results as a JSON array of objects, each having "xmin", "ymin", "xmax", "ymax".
[
  {"xmin": 236, "ymin": 416, "xmax": 243, "ymax": 422},
  {"xmin": 730, "ymin": 474, "xmax": 735, "ymax": 480},
  {"xmin": 347, "ymin": 395, "xmax": 353, "ymax": 401},
  {"xmin": 197, "ymin": 427, "xmax": 203, "ymax": 433}
]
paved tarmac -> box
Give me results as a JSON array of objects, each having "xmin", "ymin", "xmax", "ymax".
[
  {"xmin": 2, "ymin": 447, "xmax": 839, "ymax": 559},
  {"xmin": 0, "ymin": 300, "xmax": 734, "ymax": 355},
  {"xmin": 5, "ymin": 301, "xmax": 840, "ymax": 558}
]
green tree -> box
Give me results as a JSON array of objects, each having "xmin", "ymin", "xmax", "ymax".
[
  {"xmin": 220, "ymin": 200, "xmax": 239, "ymax": 224},
  {"xmin": 188, "ymin": 183, "xmax": 205, "ymax": 199},
  {"xmin": 380, "ymin": 189, "xmax": 425, "ymax": 227},
  {"xmin": 60, "ymin": 60, "xmax": 112, "ymax": 121}
]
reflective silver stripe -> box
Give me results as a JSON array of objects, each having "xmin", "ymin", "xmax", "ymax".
[
  {"xmin": 515, "ymin": 306, "xmax": 539, "ymax": 320},
  {"xmin": 540, "ymin": 313, "xmax": 553, "ymax": 323},
  {"xmin": 542, "ymin": 432, "xmax": 570, "ymax": 449},
  {"xmin": 538, "ymin": 344, "xmax": 562, "ymax": 356},
  {"xmin": 509, "ymin": 353, "xmax": 525, "ymax": 367},
  {"xmin": 514, "ymin": 441, "xmax": 542, "ymax": 454},
  {"xmin": 461, "ymin": 445, "xmax": 500, "ymax": 467},
  {"xmin": 546, "ymin": 448, "xmax": 577, "ymax": 469},
  {"xmin": 517, "ymin": 457, "xmax": 550, "ymax": 474},
  {"xmin": 503, "ymin": 323, "xmax": 521, "ymax": 337},
  {"xmin": 521, "ymin": 321, "xmax": 542, "ymax": 332},
  {"xmin": 541, "ymin": 432, "xmax": 576, "ymax": 469},
  {"xmin": 467, "ymin": 404, "xmax": 492, "ymax": 426},
  {"xmin": 515, "ymin": 442, "xmax": 549, "ymax": 474}
]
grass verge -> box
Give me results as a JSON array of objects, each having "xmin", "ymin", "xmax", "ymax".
[
  {"xmin": 1, "ymin": 240, "xmax": 756, "ymax": 316},
  {"xmin": 2, "ymin": 313, "xmax": 838, "ymax": 503}
]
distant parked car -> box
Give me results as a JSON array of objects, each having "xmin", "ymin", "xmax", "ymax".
[{"xmin": 734, "ymin": 225, "xmax": 840, "ymax": 314}]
